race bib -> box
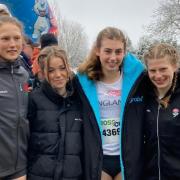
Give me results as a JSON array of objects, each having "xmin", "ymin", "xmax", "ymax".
[{"xmin": 101, "ymin": 118, "xmax": 120, "ymax": 144}]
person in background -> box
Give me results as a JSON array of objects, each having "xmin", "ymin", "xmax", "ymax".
[
  {"xmin": 0, "ymin": 3, "xmax": 11, "ymax": 16},
  {"xmin": 32, "ymin": 33, "xmax": 58, "ymax": 85},
  {"xmin": 20, "ymin": 36, "xmax": 34, "ymax": 76},
  {"xmin": 77, "ymin": 27, "xmax": 145, "ymax": 180},
  {"xmin": 27, "ymin": 46, "xmax": 83, "ymax": 180},
  {"xmin": 0, "ymin": 16, "xmax": 29, "ymax": 180},
  {"xmin": 143, "ymin": 43, "xmax": 180, "ymax": 180},
  {"xmin": 22, "ymin": 35, "xmax": 37, "ymax": 63}
]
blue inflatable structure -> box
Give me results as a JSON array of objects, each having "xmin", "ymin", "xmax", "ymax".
[{"xmin": 1, "ymin": 0, "xmax": 58, "ymax": 42}]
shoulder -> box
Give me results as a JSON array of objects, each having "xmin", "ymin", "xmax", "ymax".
[
  {"xmin": 123, "ymin": 53, "xmax": 145, "ymax": 74},
  {"xmin": 29, "ymin": 86, "xmax": 43, "ymax": 100},
  {"xmin": 76, "ymin": 73, "xmax": 95, "ymax": 87}
]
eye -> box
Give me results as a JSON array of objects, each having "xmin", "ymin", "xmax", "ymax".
[
  {"xmin": 104, "ymin": 49, "xmax": 111, "ymax": 54},
  {"xmin": 160, "ymin": 68, "xmax": 167, "ymax": 72},
  {"xmin": 48, "ymin": 68, "xmax": 55, "ymax": 73},
  {"xmin": 59, "ymin": 66, "xmax": 66, "ymax": 71},
  {"xmin": 1, "ymin": 36, "xmax": 9, "ymax": 41},
  {"xmin": 148, "ymin": 69, "xmax": 156, "ymax": 73},
  {"xmin": 14, "ymin": 36, "xmax": 21, "ymax": 41},
  {"xmin": 115, "ymin": 49, "xmax": 124, "ymax": 55}
]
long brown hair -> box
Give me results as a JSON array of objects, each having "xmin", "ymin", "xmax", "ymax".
[{"xmin": 78, "ymin": 27, "xmax": 127, "ymax": 80}]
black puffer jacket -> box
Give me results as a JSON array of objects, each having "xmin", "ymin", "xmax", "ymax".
[{"xmin": 27, "ymin": 80, "xmax": 83, "ymax": 180}]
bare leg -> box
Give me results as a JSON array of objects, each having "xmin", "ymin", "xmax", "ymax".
[
  {"xmin": 13, "ymin": 175, "xmax": 26, "ymax": 180},
  {"xmin": 114, "ymin": 173, "xmax": 122, "ymax": 180},
  {"xmin": 101, "ymin": 171, "xmax": 113, "ymax": 180}
]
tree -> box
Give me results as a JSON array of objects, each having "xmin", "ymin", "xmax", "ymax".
[
  {"xmin": 146, "ymin": 0, "xmax": 180, "ymax": 43},
  {"xmin": 48, "ymin": 0, "xmax": 89, "ymax": 68},
  {"xmin": 135, "ymin": 35, "xmax": 155, "ymax": 61},
  {"xmin": 58, "ymin": 18, "xmax": 89, "ymax": 68}
]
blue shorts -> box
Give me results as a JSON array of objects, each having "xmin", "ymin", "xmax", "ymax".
[{"xmin": 102, "ymin": 155, "xmax": 121, "ymax": 178}]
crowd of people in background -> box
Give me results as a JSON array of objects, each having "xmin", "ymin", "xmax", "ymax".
[{"xmin": 0, "ymin": 3, "xmax": 180, "ymax": 180}]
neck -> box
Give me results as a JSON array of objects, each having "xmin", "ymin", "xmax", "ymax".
[
  {"xmin": 157, "ymin": 86, "xmax": 171, "ymax": 99},
  {"xmin": 57, "ymin": 88, "xmax": 67, "ymax": 97},
  {"xmin": 101, "ymin": 70, "xmax": 121, "ymax": 84}
]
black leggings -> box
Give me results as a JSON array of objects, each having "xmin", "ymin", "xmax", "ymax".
[{"xmin": 102, "ymin": 155, "xmax": 121, "ymax": 178}]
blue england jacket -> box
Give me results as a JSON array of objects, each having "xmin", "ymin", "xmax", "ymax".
[{"xmin": 77, "ymin": 53, "xmax": 146, "ymax": 180}]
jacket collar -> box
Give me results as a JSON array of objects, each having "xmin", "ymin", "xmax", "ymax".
[
  {"xmin": 41, "ymin": 80, "xmax": 75, "ymax": 106},
  {"xmin": 0, "ymin": 57, "xmax": 20, "ymax": 69}
]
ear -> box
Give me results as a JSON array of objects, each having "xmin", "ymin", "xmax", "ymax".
[{"xmin": 173, "ymin": 63, "xmax": 179, "ymax": 72}]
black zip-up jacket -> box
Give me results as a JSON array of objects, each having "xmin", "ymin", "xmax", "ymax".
[
  {"xmin": 27, "ymin": 79, "xmax": 84, "ymax": 180},
  {"xmin": 0, "ymin": 58, "xmax": 29, "ymax": 177},
  {"xmin": 144, "ymin": 72, "xmax": 180, "ymax": 180}
]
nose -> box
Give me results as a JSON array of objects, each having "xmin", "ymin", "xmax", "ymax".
[
  {"xmin": 110, "ymin": 52, "xmax": 116, "ymax": 60},
  {"xmin": 54, "ymin": 69, "xmax": 62, "ymax": 77},
  {"xmin": 154, "ymin": 71, "xmax": 162, "ymax": 78},
  {"xmin": 9, "ymin": 39, "xmax": 16, "ymax": 47}
]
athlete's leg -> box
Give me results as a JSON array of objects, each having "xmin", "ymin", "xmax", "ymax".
[
  {"xmin": 114, "ymin": 173, "xmax": 122, "ymax": 180},
  {"xmin": 13, "ymin": 175, "xmax": 26, "ymax": 180},
  {"xmin": 101, "ymin": 171, "xmax": 113, "ymax": 180}
]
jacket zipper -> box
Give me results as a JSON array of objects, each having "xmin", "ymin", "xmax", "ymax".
[
  {"xmin": 11, "ymin": 64, "xmax": 20, "ymax": 170},
  {"xmin": 157, "ymin": 104, "xmax": 161, "ymax": 180}
]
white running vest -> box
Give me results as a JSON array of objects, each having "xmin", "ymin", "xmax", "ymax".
[{"xmin": 96, "ymin": 75, "xmax": 122, "ymax": 155}]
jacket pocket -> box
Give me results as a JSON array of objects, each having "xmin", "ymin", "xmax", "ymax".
[
  {"xmin": 65, "ymin": 132, "xmax": 82, "ymax": 154},
  {"xmin": 28, "ymin": 155, "xmax": 56, "ymax": 177},
  {"xmin": 0, "ymin": 126, "xmax": 16, "ymax": 173},
  {"xmin": 63, "ymin": 155, "xmax": 82, "ymax": 178}
]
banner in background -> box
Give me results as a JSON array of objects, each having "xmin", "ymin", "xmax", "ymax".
[{"xmin": 1, "ymin": 0, "xmax": 58, "ymax": 42}]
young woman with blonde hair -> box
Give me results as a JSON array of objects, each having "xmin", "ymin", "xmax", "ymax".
[{"xmin": 143, "ymin": 43, "xmax": 180, "ymax": 180}]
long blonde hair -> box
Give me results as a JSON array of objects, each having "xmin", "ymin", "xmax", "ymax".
[{"xmin": 78, "ymin": 27, "xmax": 127, "ymax": 80}]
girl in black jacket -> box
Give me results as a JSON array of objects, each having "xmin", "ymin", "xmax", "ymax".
[
  {"xmin": 143, "ymin": 43, "xmax": 180, "ymax": 180},
  {"xmin": 27, "ymin": 46, "xmax": 84, "ymax": 180}
]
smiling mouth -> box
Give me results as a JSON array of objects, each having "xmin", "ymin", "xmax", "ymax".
[
  {"xmin": 154, "ymin": 80, "xmax": 166, "ymax": 85},
  {"xmin": 7, "ymin": 50, "xmax": 18, "ymax": 54},
  {"xmin": 54, "ymin": 80, "xmax": 66, "ymax": 83}
]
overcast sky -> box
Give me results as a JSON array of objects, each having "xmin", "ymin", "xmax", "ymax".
[{"xmin": 56, "ymin": 0, "xmax": 160, "ymax": 47}]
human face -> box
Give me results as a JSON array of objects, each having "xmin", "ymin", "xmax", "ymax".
[
  {"xmin": 96, "ymin": 38, "xmax": 125, "ymax": 75},
  {"xmin": 44, "ymin": 56, "xmax": 69, "ymax": 95},
  {"xmin": 23, "ymin": 44, "xmax": 34, "ymax": 59},
  {"xmin": 147, "ymin": 56, "xmax": 178, "ymax": 94},
  {"xmin": 0, "ymin": 23, "xmax": 23, "ymax": 61}
]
